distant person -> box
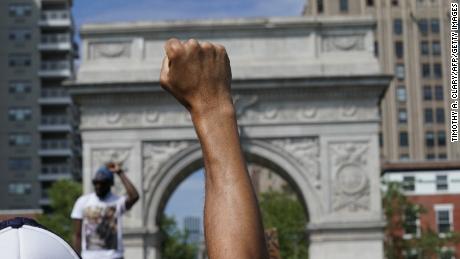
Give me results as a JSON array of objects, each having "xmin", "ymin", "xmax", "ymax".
[
  {"xmin": 71, "ymin": 162, "xmax": 139, "ymax": 259},
  {"xmin": 160, "ymin": 38, "xmax": 269, "ymax": 259}
]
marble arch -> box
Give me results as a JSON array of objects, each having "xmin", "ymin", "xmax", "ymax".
[
  {"xmin": 71, "ymin": 16, "xmax": 391, "ymax": 259},
  {"xmin": 144, "ymin": 140, "xmax": 321, "ymax": 230}
]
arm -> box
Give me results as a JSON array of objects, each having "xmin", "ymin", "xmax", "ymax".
[
  {"xmin": 72, "ymin": 219, "xmax": 82, "ymax": 255},
  {"xmin": 107, "ymin": 162, "xmax": 140, "ymax": 210},
  {"xmin": 160, "ymin": 38, "xmax": 269, "ymax": 259}
]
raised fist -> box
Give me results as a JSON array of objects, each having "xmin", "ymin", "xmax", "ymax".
[{"xmin": 159, "ymin": 38, "xmax": 233, "ymax": 116}]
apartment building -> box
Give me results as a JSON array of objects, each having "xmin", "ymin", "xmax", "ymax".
[
  {"xmin": 304, "ymin": 0, "xmax": 459, "ymax": 162},
  {"xmin": 383, "ymin": 161, "xmax": 460, "ymax": 258},
  {"xmin": 0, "ymin": 0, "xmax": 80, "ymax": 211}
]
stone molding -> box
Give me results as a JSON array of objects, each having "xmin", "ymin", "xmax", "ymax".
[{"xmin": 80, "ymin": 99, "xmax": 378, "ymax": 130}]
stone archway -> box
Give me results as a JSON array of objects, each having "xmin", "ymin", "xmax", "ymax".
[
  {"xmin": 144, "ymin": 140, "xmax": 322, "ymax": 230},
  {"xmin": 71, "ymin": 16, "xmax": 390, "ymax": 259}
]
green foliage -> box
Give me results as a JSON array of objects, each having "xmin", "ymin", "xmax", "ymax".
[
  {"xmin": 383, "ymin": 182, "xmax": 460, "ymax": 259},
  {"xmin": 259, "ymin": 191, "xmax": 309, "ymax": 259},
  {"xmin": 37, "ymin": 180, "xmax": 82, "ymax": 243},
  {"xmin": 160, "ymin": 215, "xmax": 199, "ymax": 259}
]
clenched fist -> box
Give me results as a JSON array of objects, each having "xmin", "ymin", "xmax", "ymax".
[{"xmin": 159, "ymin": 38, "xmax": 233, "ymax": 117}]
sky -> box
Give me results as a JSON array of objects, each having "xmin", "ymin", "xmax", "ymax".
[
  {"xmin": 72, "ymin": 0, "xmax": 306, "ymax": 231},
  {"xmin": 73, "ymin": 0, "xmax": 306, "ymax": 33}
]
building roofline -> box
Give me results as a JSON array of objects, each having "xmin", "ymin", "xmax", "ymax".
[
  {"xmin": 80, "ymin": 16, "xmax": 375, "ymax": 35},
  {"xmin": 382, "ymin": 161, "xmax": 460, "ymax": 173}
]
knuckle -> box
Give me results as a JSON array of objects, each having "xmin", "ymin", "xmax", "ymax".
[
  {"xmin": 215, "ymin": 44, "xmax": 227, "ymax": 54},
  {"xmin": 186, "ymin": 38, "xmax": 200, "ymax": 49}
]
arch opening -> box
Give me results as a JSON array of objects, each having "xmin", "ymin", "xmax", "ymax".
[{"xmin": 152, "ymin": 144, "xmax": 312, "ymax": 259}]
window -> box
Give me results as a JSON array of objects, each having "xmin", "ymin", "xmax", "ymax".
[
  {"xmin": 394, "ymin": 19, "xmax": 403, "ymax": 35},
  {"xmin": 404, "ymin": 207, "xmax": 418, "ymax": 235},
  {"xmin": 435, "ymin": 85, "xmax": 444, "ymax": 100},
  {"xmin": 435, "ymin": 206, "xmax": 452, "ymax": 233},
  {"xmin": 9, "ymin": 29, "xmax": 31, "ymax": 42},
  {"xmin": 374, "ymin": 41, "xmax": 379, "ymax": 57},
  {"xmin": 9, "ymin": 133, "xmax": 31, "ymax": 146},
  {"xmin": 317, "ymin": 0, "xmax": 324, "ymax": 13},
  {"xmin": 438, "ymin": 131, "xmax": 446, "ymax": 146},
  {"xmin": 400, "ymin": 132, "xmax": 409, "ymax": 147},
  {"xmin": 396, "ymin": 85, "xmax": 406, "ymax": 102},
  {"xmin": 379, "ymin": 132, "xmax": 383, "ymax": 147},
  {"xmin": 398, "ymin": 108, "xmax": 408, "ymax": 123},
  {"xmin": 434, "ymin": 63, "xmax": 442, "ymax": 78},
  {"xmin": 439, "ymin": 153, "xmax": 447, "ymax": 159},
  {"xmin": 431, "ymin": 19, "xmax": 440, "ymax": 33},
  {"xmin": 432, "ymin": 41, "xmax": 441, "ymax": 55},
  {"xmin": 392, "ymin": 0, "xmax": 398, "ymax": 6},
  {"xmin": 399, "ymin": 154, "xmax": 410, "ymax": 160},
  {"xmin": 8, "ymin": 158, "xmax": 31, "ymax": 171},
  {"xmin": 9, "ymin": 81, "xmax": 31, "ymax": 94},
  {"xmin": 8, "ymin": 183, "xmax": 32, "ymax": 195},
  {"xmin": 395, "ymin": 41, "xmax": 404, "ymax": 58},
  {"xmin": 421, "ymin": 41, "xmax": 429, "ymax": 55},
  {"xmin": 436, "ymin": 108, "xmax": 445, "ymax": 123},
  {"xmin": 8, "ymin": 107, "xmax": 31, "ymax": 121},
  {"xmin": 396, "ymin": 64, "xmax": 405, "ymax": 80},
  {"xmin": 367, "ymin": 0, "xmax": 374, "ymax": 6},
  {"xmin": 339, "ymin": 0, "xmax": 349, "ymax": 12},
  {"xmin": 8, "ymin": 54, "xmax": 31, "ymax": 68},
  {"xmin": 418, "ymin": 19, "xmax": 428, "ymax": 35},
  {"xmin": 439, "ymin": 248, "xmax": 455, "ymax": 259},
  {"xmin": 427, "ymin": 153, "xmax": 436, "ymax": 160},
  {"xmin": 423, "ymin": 86, "xmax": 432, "ymax": 100},
  {"xmin": 422, "ymin": 63, "xmax": 430, "ymax": 78},
  {"xmin": 402, "ymin": 176, "xmax": 415, "ymax": 191},
  {"xmin": 8, "ymin": 4, "xmax": 32, "ymax": 17},
  {"xmin": 426, "ymin": 131, "xmax": 435, "ymax": 147},
  {"xmin": 436, "ymin": 175, "xmax": 448, "ymax": 191},
  {"xmin": 424, "ymin": 108, "xmax": 433, "ymax": 123},
  {"xmin": 404, "ymin": 250, "xmax": 418, "ymax": 259}
]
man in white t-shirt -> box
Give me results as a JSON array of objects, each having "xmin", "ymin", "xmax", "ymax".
[{"xmin": 71, "ymin": 162, "xmax": 139, "ymax": 259}]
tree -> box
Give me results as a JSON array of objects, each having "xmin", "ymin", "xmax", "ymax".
[
  {"xmin": 38, "ymin": 180, "xmax": 82, "ymax": 243},
  {"xmin": 258, "ymin": 191, "xmax": 309, "ymax": 259},
  {"xmin": 383, "ymin": 182, "xmax": 460, "ymax": 259},
  {"xmin": 160, "ymin": 215, "xmax": 199, "ymax": 259}
]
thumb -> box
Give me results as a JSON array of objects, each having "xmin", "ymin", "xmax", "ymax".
[{"xmin": 159, "ymin": 56, "xmax": 170, "ymax": 87}]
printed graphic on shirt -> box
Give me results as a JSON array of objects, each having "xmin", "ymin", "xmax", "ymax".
[{"xmin": 83, "ymin": 206, "xmax": 118, "ymax": 250}]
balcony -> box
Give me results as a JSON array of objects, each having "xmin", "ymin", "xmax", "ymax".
[
  {"xmin": 38, "ymin": 61, "xmax": 72, "ymax": 78},
  {"xmin": 39, "ymin": 164, "xmax": 72, "ymax": 181},
  {"xmin": 39, "ymin": 33, "xmax": 72, "ymax": 51},
  {"xmin": 39, "ymin": 115, "xmax": 72, "ymax": 132},
  {"xmin": 39, "ymin": 11, "xmax": 71, "ymax": 27},
  {"xmin": 39, "ymin": 88, "xmax": 72, "ymax": 105},
  {"xmin": 38, "ymin": 140, "xmax": 73, "ymax": 157}
]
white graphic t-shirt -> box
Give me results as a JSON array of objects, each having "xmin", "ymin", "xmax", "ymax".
[{"xmin": 71, "ymin": 192, "xmax": 127, "ymax": 259}]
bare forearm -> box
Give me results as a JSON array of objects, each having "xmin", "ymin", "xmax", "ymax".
[
  {"xmin": 118, "ymin": 172, "xmax": 139, "ymax": 208},
  {"xmin": 193, "ymin": 105, "xmax": 268, "ymax": 259}
]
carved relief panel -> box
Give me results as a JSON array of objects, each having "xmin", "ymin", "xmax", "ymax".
[
  {"xmin": 142, "ymin": 141, "xmax": 194, "ymax": 192},
  {"xmin": 328, "ymin": 141, "xmax": 371, "ymax": 213},
  {"xmin": 88, "ymin": 40, "xmax": 132, "ymax": 60},
  {"xmin": 269, "ymin": 138, "xmax": 321, "ymax": 188}
]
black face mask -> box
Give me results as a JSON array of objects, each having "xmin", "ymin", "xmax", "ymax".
[{"xmin": 93, "ymin": 180, "xmax": 112, "ymax": 199}]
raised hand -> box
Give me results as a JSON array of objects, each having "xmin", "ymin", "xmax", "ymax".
[{"xmin": 159, "ymin": 38, "xmax": 233, "ymax": 117}]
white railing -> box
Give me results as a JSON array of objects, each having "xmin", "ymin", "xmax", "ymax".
[
  {"xmin": 40, "ymin": 11, "xmax": 70, "ymax": 21},
  {"xmin": 41, "ymin": 115, "xmax": 68, "ymax": 125},
  {"xmin": 41, "ymin": 33, "xmax": 70, "ymax": 44},
  {"xmin": 40, "ymin": 61, "xmax": 70, "ymax": 71},
  {"xmin": 41, "ymin": 140, "xmax": 69, "ymax": 149},
  {"xmin": 41, "ymin": 88, "xmax": 68, "ymax": 97},
  {"xmin": 42, "ymin": 164, "xmax": 70, "ymax": 174}
]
